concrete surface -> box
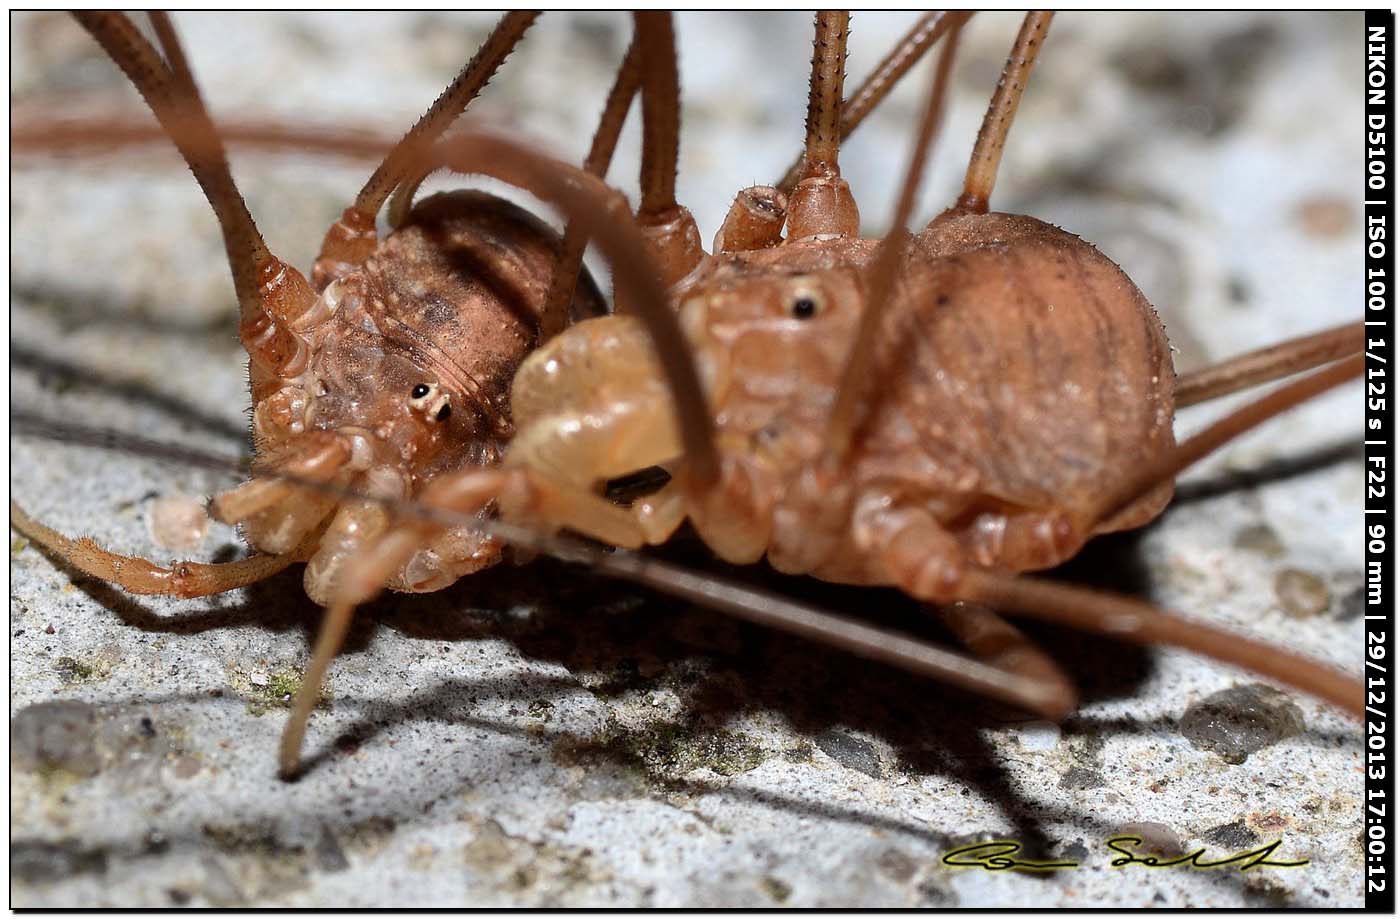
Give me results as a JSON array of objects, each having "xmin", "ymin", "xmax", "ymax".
[{"xmin": 10, "ymin": 11, "xmax": 1364, "ymax": 907}]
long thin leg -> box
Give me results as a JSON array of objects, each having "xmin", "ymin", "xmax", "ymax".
[
  {"xmin": 786, "ymin": 11, "xmax": 861, "ymax": 240},
  {"xmin": 12, "ymin": 115, "xmax": 396, "ymax": 160},
  {"xmin": 614, "ymin": 552, "xmax": 1075, "ymax": 718},
  {"xmin": 313, "ymin": 11, "xmax": 539, "ymax": 288},
  {"xmin": 541, "ymin": 36, "xmax": 646, "ymax": 337},
  {"xmin": 633, "ymin": 12, "xmax": 684, "ymax": 220},
  {"xmin": 281, "ymin": 468, "xmax": 507, "ymax": 776},
  {"xmin": 1175, "ymin": 321, "xmax": 1363, "ymax": 408},
  {"xmin": 1096, "ymin": 353, "xmax": 1363, "ymax": 522},
  {"xmin": 931, "ymin": 601, "xmax": 1077, "ymax": 718},
  {"xmin": 958, "ymin": 569, "xmax": 1362, "ymax": 718},
  {"xmin": 11, "ymin": 499, "xmax": 301, "ymax": 598},
  {"xmin": 778, "ymin": 11, "xmax": 971, "ymax": 192},
  {"xmin": 72, "ymin": 12, "xmax": 318, "ymax": 399},
  {"xmin": 146, "ymin": 12, "xmax": 196, "ymax": 92},
  {"xmin": 72, "ymin": 12, "xmax": 270, "ymax": 321},
  {"xmin": 624, "ymin": 12, "xmax": 705, "ymax": 289},
  {"xmin": 953, "ymin": 11, "xmax": 1054, "ymax": 214},
  {"xmin": 354, "ymin": 11, "xmax": 537, "ymax": 217},
  {"xmin": 279, "ymin": 527, "xmax": 422, "ymax": 778},
  {"xmin": 825, "ymin": 15, "xmax": 969, "ymax": 459},
  {"xmin": 802, "ymin": 10, "xmax": 852, "ymax": 180}
]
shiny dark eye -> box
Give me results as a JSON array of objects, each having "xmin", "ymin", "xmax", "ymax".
[
  {"xmin": 791, "ymin": 296, "xmax": 818, "ymax": 319},
  {"xmin": 411, "ymin": 383, "xmax": 430, "ymax": 399}
]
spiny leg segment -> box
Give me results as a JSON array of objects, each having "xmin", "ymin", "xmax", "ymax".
[
  {"xmin": 72, "ymin": 12, "xmax": 271, "ymax": 322},
  {"xmin": 1175, "ymin": 320, "xmax": 1363, "ymax": 407},
  {"xmin": 10, "ymin": 501, "xmax": 306, "ymax": 598},
  {"xmin": 542, "ymin": 36, "xmax": 646, "ymax": 337},
  {"xmin": 313, "ymin": 12, "xmax": 539, "ymax": 288},
  {"xmin": 954, "ymin": 11, "xmax": 1054, "ymax": 214},
  {"xmin": 777, "ymin": 11, "xmax": 975, "ymax": 193},
  {"xmin": 825, "ymin": 12, "xmax": 971, "ymax": 460}
]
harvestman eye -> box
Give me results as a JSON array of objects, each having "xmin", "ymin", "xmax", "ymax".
[
  {"xmin": 411, "ymin": 383, "xmax": 430, "ymax": 399},
  {"xmin": 791, "ymin": 295, "xmax": 819, "ymax": 319}
]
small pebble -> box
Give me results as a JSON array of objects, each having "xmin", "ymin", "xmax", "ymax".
[
  {"xmin": 1059, "ymin": 766, "xmax": 1105, "ymax": 790},
  {"xmin": 814, "ymin": 730, "xmax": 882, "ymax": 779},
  {"xmin": 1338, "ymin": 585, "xmax": 1366, "ymax": 621},
  {"xmin": 248, "ymin": 670, "xmax": 270, "ymax": 688},
  {"xmin": 1294, "ymin": 194, "xmax": 1352, "ymax": 239},
  {"xmin": 1179, "ymin": 683, "xmax": 1305, "ymax": 764},
  {"xmin": 315, "ymin": 824, "xmax": 350, "ymax": 873},
  {"xmin": 1113, "ymin": 821, "xmax": 1184, "ymax": 858},
  {"xmin": 173, "ymin": 756, "xmax": 201, "ymax": 779},
  {"xmin": 11, "ymin": 840, "xmax": 108, "ymax": 884},
  {"xmin": 11, "ymin": 700, "xmax": 101, "ymax": 776},
  {"xmin": 1274, "ymin": 568, "xmax": 1330, "ymax": 618},
  {"xmin": 1233, "ymin": 523, "xmax": 1285, "ymax": 558},
  {"xmin": 147, "ymin": 494, "xmax": 209, "ymax": 552},
  {"xmin": 1204, "ymin": 820, "xmax": 1260, "ymax": 849}
]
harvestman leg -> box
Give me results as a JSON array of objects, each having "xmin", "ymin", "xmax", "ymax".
[
  {"xmin": 313, "ymin": 11, "xmax": 540, "ymax": 288},
  {"xmin": 13, "ymin": 434, "xmax": 350, "ymax": 599},
  {"xmin": 930, "ymin": 602, "xmax": 1078, "ymax": 717},
  {"xmin": 542, "ymin": 36, "xmax": 646, "ymax": 336},
  {"xmin": 727, "ymin": 8, "xmax": 943, "ymax": 254},
  {"xmin": 1097, "ymin": 354, "xmax": 1363, "ymax": 522},
  {"xmin": 10, "ymin": 501, "xmax": 306, "ymax": 598},
  {"xmin": 825, "ymin": 13, "xmax": 970, "ymax": 456},
  {"xmin": 620, "ymin": 12, "xmax": 705, "ymax": 289},
  {"xmin": 784, "ymin": 11, "xmax": 865, "ymax": 242},
  {"xmin": 1174, "ymin": 321, "xmax": 1363, "ymax": 407},
  {"xmin": 777, "ymin": 11, "xmax": 974, "ymax": 193},
  {"xmin": 14, "ymin": 12, "xmax": 321, "ymax": 595},
  {"xmin": 278, "ymin": 469, "xmax": 506, "ymax": 778},
  {"xmin": 72, "ymin": 12, "xmax": 270, "ymax": 322},
  {"xmin": 633, "ymin": 12, "xmax": 684, "ymax": 222},
  {"xmin": 802, "ymin": 10, "xmax": 851, "ymax": 180},
  {"xmin": 955, "ymin": 11, "xmax": 1055, "ymax": 214}
]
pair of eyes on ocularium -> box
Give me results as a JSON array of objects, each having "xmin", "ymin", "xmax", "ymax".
[{"xmin": 408, "ymin": 383, "xmax": 451, "ymax": 422}]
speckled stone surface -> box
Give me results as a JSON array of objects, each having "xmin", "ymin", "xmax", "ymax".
[{"xmin": 11, "ymin": 12, "xmax": 1364, "ymax": 908}]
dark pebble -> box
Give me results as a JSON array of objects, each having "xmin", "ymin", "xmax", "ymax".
[
  {"xmin": 1059, "ymin": 766, "xmax": 1105, "ymax": 790},
  {"xmin": 1203, "ymin": 819, "xmax": 1260, "ymax": 849},
  {"xmin": 1179, "ymin": 684, "xmax": 1304, "ymax": 764},
  {"xmin": 10, "ymin": 701, "xmax": 101, "ymax": 776},
  {"xmin": 11, "ymin": 839, "xmax": 108, "ymax": 884},
  {"xmin": 814, "ymin": 729, "xmax": 882, "ymax": 779}
]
